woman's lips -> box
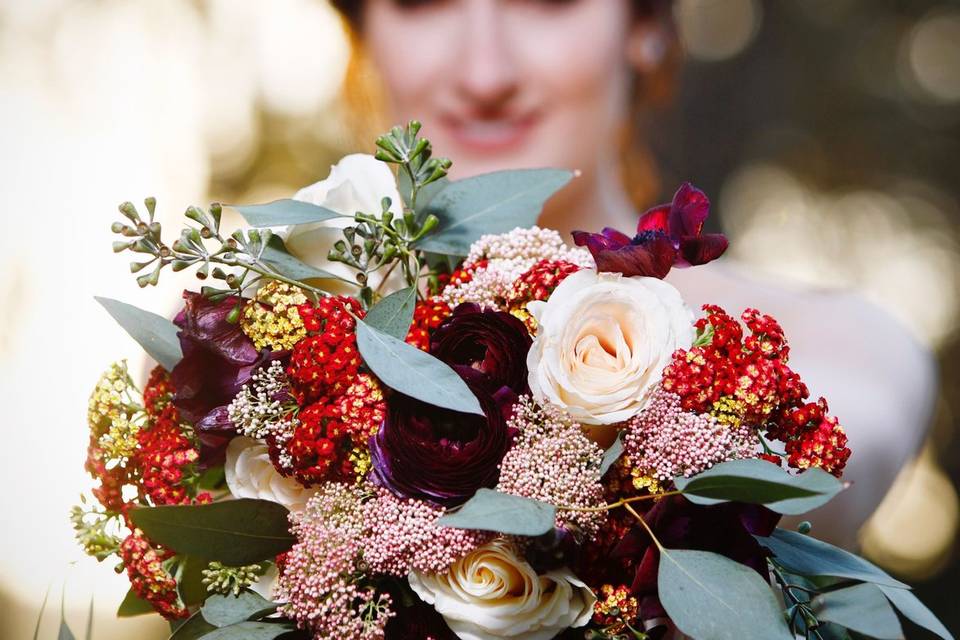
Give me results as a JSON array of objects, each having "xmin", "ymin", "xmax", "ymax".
[{"xmin": 439, "ymin": 112, "xmax": 539, "ymax": 154}]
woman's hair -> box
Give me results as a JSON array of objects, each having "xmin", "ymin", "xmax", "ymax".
[{"xmin": 330, "ymin": 0, "xmax": 680, "ymax": 209}]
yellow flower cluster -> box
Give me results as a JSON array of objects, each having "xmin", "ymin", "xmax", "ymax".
[
  {"xmin": 87, "ymin": 361, "xmax": 142, "ymax": 459},
  {"xmin": 240, "ymin": 281, "xmax": 309, "ymax": 351},
  {"xmin": 711, "ymin": 395, "xmax": 747, "ymax": 427}
]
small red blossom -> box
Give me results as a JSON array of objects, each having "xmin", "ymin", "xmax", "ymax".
[
  {"xmin": 119, "ymin": 530, "xmax": 188, "ymax": 620},
  {"xmin": 506, "ymin": 259, "xmax": 581, "ymax": 331},
  {"xmin": 405, "ymin": 296, "xmax": 452, "ymax": 351},
  {"xmin": 287, "ymin": 296, "xmax": 364, "ymax": 402},
  {"xmin": 285, "ymin": 399, "xmax": 358, "ymax": 485}
]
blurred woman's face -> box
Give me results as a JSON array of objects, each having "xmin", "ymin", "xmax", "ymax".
[{"xmin": 362, "ymin": 0, "xmax": 637, "ymax": 180}]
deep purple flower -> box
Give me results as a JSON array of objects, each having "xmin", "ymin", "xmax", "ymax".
[
  {"xmin": 170, "ymin": 291, "xmax": 278, "ymax": 465},
  {"xmin": 369, "ymin": 368, "xmax": 516, "ymax": 507},
  {"xmin": 429, "ymin": 303, "xmax": 532, "ymax": 395},
  {"xmin": 572, "ymin": 182, "xmax": 728, "ymax": 279}
]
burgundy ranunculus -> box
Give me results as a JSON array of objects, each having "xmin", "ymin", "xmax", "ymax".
[
  {"xmin": 430, "ymin": 303, "xmax": 532, "ymax": 395},
  {"xmin": 369, "ymin": 367, "xmax": 516, "ymax": 507},
  {"xmin": 572, "ymin": 182, "xmax": 728, "ymax": 279},
  {"xmin": 170, "ymin": 291, "xmax": 278, "ymax": 465}
]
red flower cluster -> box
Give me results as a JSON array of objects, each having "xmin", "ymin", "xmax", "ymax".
[
  {"xmin": 136, "ymin": 368, "xmax": 212, "ymax": 506},
  {"xmin": 405, "ymin": 296, "xmax": 452, "ymax": 351},
  {"xmin": 287, "ymin": 296, "xmax": 364, "ymax": 402},
  {"xmin": 662, "ymin": 305, "xmax": 850, "ymax": 476},
  {"xmin": 506, "ymin": 259, "xmax": 581, "ymax": 330},
  {"xmin": 119, "ymin": 529, "xmax": 188, "ymax": 620},
  {"xmin": 286, "ymin": 401, "xmax": 354, "ymax": 485},
  {"xmin": 85, "ymin": 444, "xmax": 128, "ymax": 513}
]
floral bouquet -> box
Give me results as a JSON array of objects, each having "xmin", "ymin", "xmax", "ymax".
[{"xmin": 72, "ymin": 123, "xmax": 951, "ymax": 640}]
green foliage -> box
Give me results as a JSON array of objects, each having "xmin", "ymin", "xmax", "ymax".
[
  {"xmin": 438, "ymin": 489, "xmax": 556, "ymax": 536},
  {"xmin": 811, "ymin": 584, "xmax": 904, "ymax": 639},
  {"xmin": 168, "ymin": 611, "xmax": 216, "ymax": 640},
  {"xmin": 95, "ymin": 297, "xmax": 182, "ymax": 371},
  {"xmin": 355, "ymin": 319, "xmax": 483, "ymax": 415},
  {"xmin": 364, "ymin": 286, "xmax": 417, "ymax": 340},
  {"xmin": 116, "ymin": 589, "xmax": 155, "ymax": 617},
  {"xmin": 375, "ymin": 120, "xmax": 452, "ymax": 211},
  {"xmin": 756, "ymin": 529, "xmax": 908, "ymax": 588},
  {"xmin": 199, "ymin": 591, "xmax": 277, "ymax": 628},
  {"xmin": 232, "ymin": 199, "xmax": 344, "ymax": 227},
  {"xmin": 196, "ymin": 622, "xmax": 295, "ymax": 640},
  {"xmin": 878, "ymin": 585, "xmax": 954, "ymax": 640},
  {"xmin": 259, "ymin": 235, "xmax": 344, "ymax": 283},
  {"xmin": 599, "ymin": 432, "xmax": 624, "ymax": 476},
  {"xmin": 416, "ymin": 168, "xmax": 574, "ymax": 256},
  {"xmin": 674, "ymin": 459, "xmax": 844, "ymax": 514},
  {"xmin": 657, "ymin": 548, "xmax": 793, "ymax": 640},
  {"xmin": 129, "ymin": 499, "xmax": 295, "ymax": 566}
]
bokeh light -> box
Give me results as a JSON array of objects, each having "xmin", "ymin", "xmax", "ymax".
[
  {"xmin": 903, "ymin": 9, "xmax": 960, "ymax": 103},
  {"xmin": 675, "ymin": 0, "xmax": 762, "ymax": 61}
]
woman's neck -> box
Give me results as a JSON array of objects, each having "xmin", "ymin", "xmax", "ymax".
[{"xmin": 537, "ymin": 150, "xmax": 639, "ymax": 241}]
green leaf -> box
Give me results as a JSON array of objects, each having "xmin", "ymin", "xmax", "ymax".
[
  {"xmin": 398, "ymin": 172, "xmax": 448, "ymax": 214},
  {"xmin": 416, "ymin": 169, "xmax": 574, "ymax": 255},
  {"xmin": 197, "ymin": 466, "xmax": 226, "ymax": 491},
  {"xmin": 755, "ymin": 529, "xmax": 908, "ymax": 588},
  {"xmin": 658, "ymin": 548, "xmax": 793, "ymax": 640},
  {"xmin": 600, "ymin": 432, "xmax": 624, "ymax": 476},
  {"xmin": 356, "ymin": 320, "xmax": 483, "ymax": 415},
  {"xmin": 201, "ymin": 590, "xmax": 277, "ymax": 627},
  {"xmin": 879, "ymin": 585, "xmax": 954, "ymax": 640},
  {"xmin": 232, "ymin": 199, "xmax": 344, "ymax": 227},
  {"xmin": 812, "ymin": 583, "xmax": 904, "ymax": 639},
  {"xmin": 169, "ymin": 611, "xmax": 216, "ymax": 640},
  {"xmin": 177, "ymin": 556, "xmax": 212, "ymax": 607},
  {"xmin": 438, "ymin": 489, "xmax": 556, "ymax": 536},
  {"xmin": 261, "ymin": 236, "xmax": 346, "ymax": 283},
  {"xmin": 198, "ymin": 621, "xmax": 295, "ymax": 640},
  {"xmin": 32, "ymin": 583, "xmax": 51, "ymax": 640},
  {"xmin": 129, "ymin": 499, "xmax": 295, "ymax": 566},
  {"xmin": 116, "ymin": 589, "xmax": 155, "ymax": 617},
  {"xmin": 58, "ymin": 621, "xmax": 76, "ymax": 640},
  {"xmin": 365, "ymin": 286, "xmax": 416, "ymax": 340},
  {"xmin": 95, "ymin": 297, "xmax": 182, "ymax": 371},
  {"xmin": 674, "ymin": 459, "xmax": 844, "ymax": 514},
  {"xmin": 84, "ymin": 596, "xmax": 93, "ymax": 640}
]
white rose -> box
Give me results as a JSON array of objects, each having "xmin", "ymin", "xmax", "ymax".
[
  {"xmin": 224, "ymin": 437, "xmax": 316, "ymax": 512},
  {"xmin": 526, "ymin": 269, "xmax": 694, "ymax": 427},
  {"xmin": 278, "ymin": 153, "xmax": 404, "ymax": 292},
  {"xmin": 408, "ymin": 539, "xmax": 595, "ymax": 640}
]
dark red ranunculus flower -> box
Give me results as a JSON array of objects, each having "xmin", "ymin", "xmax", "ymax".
[
  {"xmin": 572, "ymin": 182, "xmax": 728, "ymax": 279},
  {"xmin": 429, "ymin": 303, "xmax": 532, "ymax": 395},
  {"xmin": 369, "ymin": 367, "xmax": 516, "ymax": 507},
  {"xmin": 170, "ymin": 291, "xmax": 279, "ymax": 466}
]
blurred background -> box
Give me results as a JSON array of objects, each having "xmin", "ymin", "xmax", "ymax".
[{"xmin": 1, "ymin": 0, "xmax": 958, "ymax": 637}]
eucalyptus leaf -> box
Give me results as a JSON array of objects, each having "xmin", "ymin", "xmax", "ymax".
[
  {"xmin": 116, "ymin": 588, "xmax": 155, "ymax": 617},
  {"xmin": 600, "ymin": 432, "xmax": 624, "ymax": 476},
  {"xmin": 674, "ymin": 459, "xmax": 844, "ymax": 514},
  {"xmin": 438, "ymin": 489, "xmax": 556, "ymax": 536},
  {"xmin": 365, "ymin": 286, "xmax": 417, "ymax": 340},
  {"xmin": 178, "ymin": 556, "xmax": 211, "ymax": 607},
  {"xmin": 416, "ymin": 169, "xmax": 574, "ymax": 255},
  {"xmin": 356, "ymin": 319, "xmax": 483, "ymax": 415},
  {"xmin": 232, "ymin": 199, "xmax": 344, "ymax": 227},
  {"xmin": 879, "ymin": 585, "xmax": 954, "ymax": 640},
  {"xmin": 261, "ymin": 236, "xmax": 347, "ymax": 283},
  {"xmin": 58, "ymin": 621, "xmax": 76, "ymax": 640},
  {"xmin": 32, "ymin": 583, "xmax": 51, "ymax": 640},
  {"xmin": 201, "ymin": 590, "xmax": 277, "ymax": 628},
  {"xmin": 198, "ymin": 621, "xmax": 295, "ymax": 640},
  {"xmin": 398, "ymin": 172, "xmax": 448, "ymax": 214},
  {"xmin": 129, "ymin": 499, "xmax": 295, "ymax": 566},
  {"xmin": 755, "ymin": 529, "xmax": 908, "ymax": 588},
  {"xmin": 169, "ymin": 611, "xmax": 216, "ymax": 640},
  {"xmin": 812, "ymin": 583, "xmax": 904, "ymax": 639},
  {"xmin": 95, "ymin": 297, "xmax": 182, "ymax": 371},
  {"xmin": 658, "ymin": 548, "xmax": 793, "ymax": 640}
]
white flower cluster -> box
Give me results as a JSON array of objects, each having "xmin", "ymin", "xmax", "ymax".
[
  {"xmin": 441, "ymin": 226, "xmax": 593, "ymax": 310},
  {"xmin": 227, "ymin": 360, "xmax": 296, "ymax": 441}
]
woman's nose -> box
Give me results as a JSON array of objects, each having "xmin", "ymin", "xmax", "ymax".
[{"xmin": 454, "ymin": 0, "xmax": 519, "ymax": 108}]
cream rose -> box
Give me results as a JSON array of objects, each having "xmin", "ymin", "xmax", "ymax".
[
  {"xmin": 408, "ymin": 539, "xmax": 595, "ymax": 640},
  {"xmin": 225, "ymin": 437, "xmax": 316, "ymax": 512},
  {"xmin": 278, "ymin": 153, "xmax": 404, "ymax": 292},
  {"xmin": 526, "ymin": 269, "xmax": 694, "ymax": 426}
]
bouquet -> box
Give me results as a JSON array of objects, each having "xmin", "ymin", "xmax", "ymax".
[{"xmin": 72, "ymin": 122, "xmax": 951, "ymax": 640}]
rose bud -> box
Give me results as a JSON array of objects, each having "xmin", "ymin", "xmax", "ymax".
[
  {"xmin": 369, "ymin": 367, "xmax": 516, "ymax": 507},
  {"xmin": 429, "ymin": 303, "xmax": 533, "ymax": 395}
]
